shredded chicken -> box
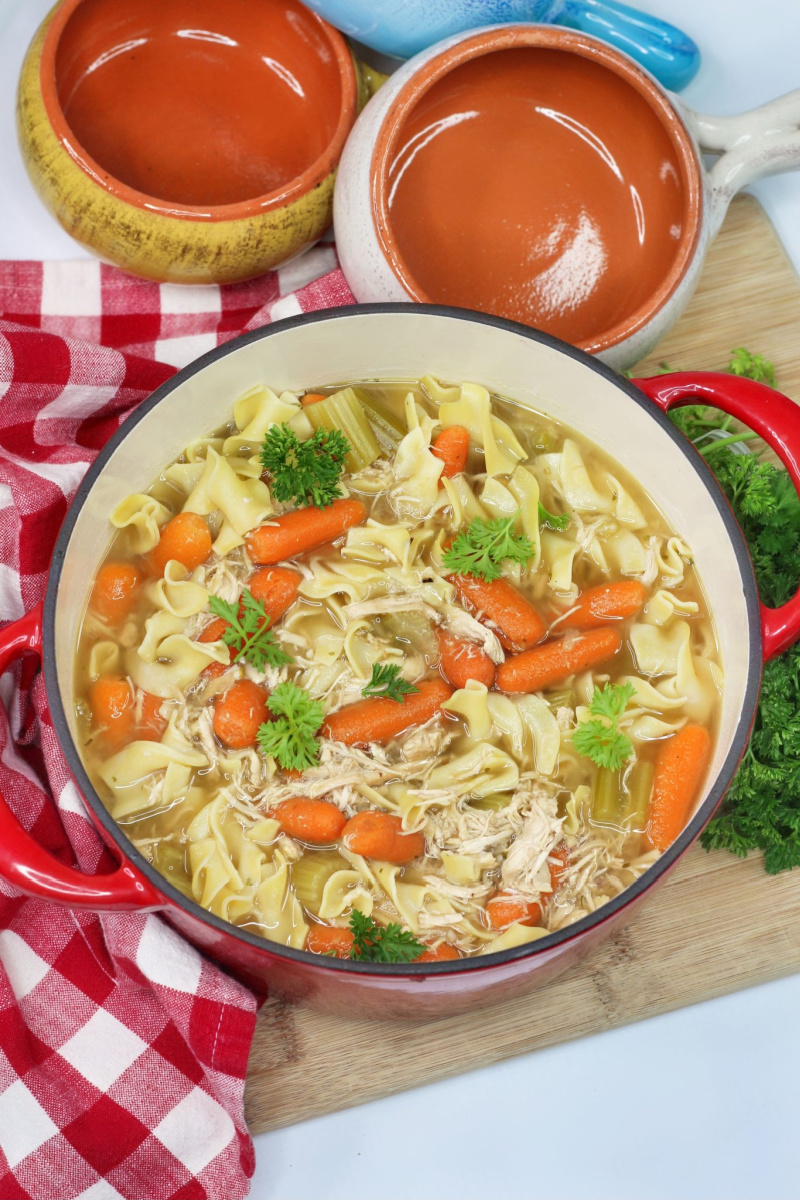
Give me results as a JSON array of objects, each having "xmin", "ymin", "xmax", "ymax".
[
  {"xmin": 443, "ymin": 606, "xmax": 505, "ymax": 664},
  {"xmin": 199, "ymin": 552, "xmax": 250, "ymax": 603},
  {"xmin": 401, "ymin": 716, "xmax": 455, "ymax": 763},
  {"xmin": 501, "ymin": 788, "xmax": 563, "ymax": 898},
  {"xmin": 343, "ymin": 595, "xmax": 441, "ymax": 622}
]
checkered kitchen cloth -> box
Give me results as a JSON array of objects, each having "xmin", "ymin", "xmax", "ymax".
[{"xmin": 0, "ymin": 248, "xmax": 355, "ymax": 1200}]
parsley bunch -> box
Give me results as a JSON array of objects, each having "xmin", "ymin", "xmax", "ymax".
[
  {"xmin": 260, "ymin": 423, "xmax": 349, "ymax": 509},
  {"xmin": 667, "ymin": 350, "xmax": 800, "ymax": 872},
  {"xmin": 361, "ymin": 662, "xmax": 419, "ymax": 703},
  {"xmin": 348, "ymin": 910, "xmax": 427, "ymax": 963},
  {"xmin": 637, "ymin": 347, "xmax": 800, "ymax": 873},
  {"xmin": 256, "ymin": 681, "xmax": 324, "ymax": 771},
  {"xmin": 572, "ymin": 682, "xmax": 635, "ymax": 770},
  {"xmin": 442, "ymin": 512, "xmax": 533, "ymax": 581},
  {"xmin": 208, "ymin": 589, "xmax": 293, "ymax": 671},
  {"xmin": 703, "ymin": 644, "xmax": 800, "ymax": 873}
]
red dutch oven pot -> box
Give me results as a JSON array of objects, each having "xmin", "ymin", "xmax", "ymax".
[{"xmin": 1, "ymin": 306, "xmax": 799, "ymax": 1020}]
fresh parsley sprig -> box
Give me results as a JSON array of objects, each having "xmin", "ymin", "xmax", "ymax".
[
  {"xmin": 208, "ymin": 589, "xmax": 293, "ymax": 672},
  {"xmin": 256, "ymin": 681, "xmax": 324, "ymax": 771},
  {"xmin": 572, "ymin": 681, "xmax": 635, "ymax": 771},
  {"xmin": 260, "ymin": 422, "xmax": 350, "ymax": 509},
  {"xmin": 729, "ymin": 347, "xmax": 776, "ymax": 386},
  {"xmin": 361, "ymin": 662, "xmax": 419, "ymax": 703},
  {"xmin": 442, "ymin": 512, "xmax": 533, "ymax": 581},
  {"xmin": 348, "ymin": 910, "xmax": 427, "ymax": 963},
  {"xmin": 538, "ymin": 501, "xmax": 571, "ymax": 532}
]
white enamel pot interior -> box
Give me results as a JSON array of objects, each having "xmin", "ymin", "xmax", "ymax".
[
  {"xmin": 44, "ymin": 306, "xmax": 761, "ymax": 976},
  {"xmin": 333, "ymin": 24, "xmax": 800, "ymax": 372}
]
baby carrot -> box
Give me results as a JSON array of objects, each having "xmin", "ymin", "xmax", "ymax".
[
  {"xmin": 90, "ymin": 679, "xmax": 165, "ymax": 747},
  {"xmin": 647, "ymin": 724, "xmax": 712, "ymax": 851},
  {"xmin": 90, "ymin": 562, "xmax": 142, "ymax": 625},
  {"xmin": 273, "ymin": 797, "xmax": 346, "ymax": 844},
  {"xmin": 150, "ymin": 512, "xmax": 212, "ymax": 576},
  {"xmin": 246, "ymin": 498, "xmax": 366, "ymax": 564},
  {"xmin": 306, "ymin": 925, "xmax": 354, "ymax": 957},
  {"xmin": 197, "ymin": 617, "xmax": 230, "ymax": 678},
  {"xmin": 452, "ymin": 574, "xmax": 547, "ymax": 652},
  {"xmin": 247, "ymin": 566, "xmax": 300, "ymax": 623},
  {"xmin": 436, "ymin": 628, "xmax": 496, "ymax": 690},
  {"xmin": 342, "ymin": 811, "xmax": 426, "ymax": 864},
  {"xmin": 560, "ymin": 580, "xmax": 648, "ymax": 630},
  {"xmin": 321, "ymin": 678, "xmax": 453, "ymax": 747},
  {"xmin": 417, "ymin": 942, "xmax": 462, "ymax": 962},
  {"xmin": 199, "ymin": 618, "xmax": 229, "ymax": 644},
  {"xmin": 431, "ymin": 425, "xmax": 470, "ymax": 480},
  {"xmin": 301, "ymin": 392, "xmax": 326, "ymax": 407},
  {"xmin": 138, "ymin": 692, "xmax": 167, "ymax": 741},
  {"xmin": 486, "ymin": 891, "xmax": 543, "ymax": 929},
  {"xmin": 496, "ymin": 628, "xmax": 622, "ymax": 694},
  {"xmin": 90, "ymin": 677, "xmax": 135, "ymax": 746},
  {"xmin": 213, "ymin": 679, "xmax": 268, "ymax": 749},
  {"xmin": 548, "ymin": 842, "xmax": 571, "ymax": 894}
]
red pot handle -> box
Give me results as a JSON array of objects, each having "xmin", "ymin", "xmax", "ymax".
[
  {"xmin": 0, "ymin": 603, "xmax": 163, "ymax": 911},
  {"xmin": 633, "ymin": 371, "xmax": 800, "ymax": 661}
]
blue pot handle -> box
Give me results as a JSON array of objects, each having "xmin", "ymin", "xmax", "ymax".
[{"xmin": 558, "ymin": 0, "xmax": 700, "ymax": 91}]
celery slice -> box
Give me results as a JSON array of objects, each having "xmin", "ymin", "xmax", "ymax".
[
  {"xmin": 353, "ymin": 388, "xmax": 405, "ymax": 447},
  {"xmin": 622, "ymin": 761, "xmax": 654, "ymax": 832},
  {"xmin": 592, "ymin": 768, "xmax": 620, "ymax": 825},
  {"xmin": 291, "ymin": 851, "xmax": 347, "ymax": 914},
  {"xmin": 469, "ymin": 792, "xmax": 513, "ymax": 813},
  {"xmin": 304, "ymin": 388, "xmax": 381, "ymax": 472},
  {"xmin": 152, "ymin": 840, "xmax": 194, "ymax": 899}
]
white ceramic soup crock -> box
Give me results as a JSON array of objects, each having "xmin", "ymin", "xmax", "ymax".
[
  {"xmin": 334, "ymin": 25, "xmax": 800, "ymax": 372},
  {"xmin": 2, "ymin": 306, "xmax": 800, "ymax": 1021}
]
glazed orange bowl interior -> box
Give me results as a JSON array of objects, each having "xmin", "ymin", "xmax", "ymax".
[
  {"xmin": 44, "ymin": 0, "xmax": 355, "ymax": 214},
  {"xmin": 375, "ymin": 32, "xmax": 702, "ymax": 354}
]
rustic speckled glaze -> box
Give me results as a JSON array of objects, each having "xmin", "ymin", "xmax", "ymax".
[
  {"xmin": 334, "ymin": 25, "xmax": 800, "ymax": 370},
  {"xmin": 17, "ymin": 0, "xmax": 360, "ymax": 284}
]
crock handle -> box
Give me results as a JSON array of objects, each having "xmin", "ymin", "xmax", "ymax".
[
  {"xmin": 0, "ymin": 604, "xmax": 163, "ymax": 910},
  {"xmin": 633, "ymin": 372, "xmax": 800, "ymax": 662},
  {"xmin": 680, "ymin": 90, "xmax": 800, "ymax": 238},
  {"xmin": 558, "ymin": 0, "xmax": 700, "ymax": 92}
]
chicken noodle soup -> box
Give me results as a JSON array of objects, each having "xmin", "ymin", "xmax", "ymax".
[{"xmin": 74, "ymin": 377, "xmax": 722, "ymax": 960}]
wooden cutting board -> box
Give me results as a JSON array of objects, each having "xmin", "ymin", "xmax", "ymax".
[{"xmin": 244, "ymin": 194, "xmax": 800, "ymax": 1134}]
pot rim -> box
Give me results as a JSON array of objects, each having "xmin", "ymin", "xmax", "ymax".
[
  {"xmin": 37, "ymin": 0, "xmax": 359, "ymax": 223},
  {"xmin": 43, "ymin": 303, "xmax": 761, "ymax": 976},
  {"xmin": 369, "ymin": 25, "xmax": 704, "ymax": 357}
]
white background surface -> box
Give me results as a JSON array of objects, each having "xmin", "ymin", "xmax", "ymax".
[{"xmin": 1, "ymin": 1, "xmax": 799, "ymax": 1197}]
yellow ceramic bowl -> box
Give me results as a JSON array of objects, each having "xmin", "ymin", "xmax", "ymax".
[{"xmin": 17, "ymin": 0, "xmax": 361, "ymax": 284}]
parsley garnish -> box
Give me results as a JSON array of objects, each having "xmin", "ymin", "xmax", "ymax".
[
  {"xmin": 208, "ymin": 589, "xmax": 293, "ymax": 671},
  {"xmin": 256, "ymin": 681, "xmax": 324, "ymax": 771},
  {"xmin": 348, "ymin": 910, "xmax": 426, "ymax": 963},
  {"xmin": 729, "ymin": 347, "xmax": 776, "ymax": 386},
  {"xmin": 260, "ymin": 423, "xmax": 350, "ymax": 509},
  {"xmin": 572, "ymin": 682, "xmax": 635, "ymax": 770},
  {"xmin": 442, "ymin": 512, "xmax": 533, "ymax": 581},
  {"xmin": 361, "ymin": 663, "xmax": 420, "ymax": 703},
  {"xmin": 538, "ymin": 501, "xmax": 571, "ymax": 532}
]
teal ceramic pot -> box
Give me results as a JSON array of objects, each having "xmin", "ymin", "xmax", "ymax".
[{"xmin": 300, "ymin": 0, "xmax": 701, "ymax": 90}]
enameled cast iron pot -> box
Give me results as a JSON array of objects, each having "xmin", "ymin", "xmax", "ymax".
[{"xmin": 2, "ymin": 306, "xmax": 800, "ymax": 1020}]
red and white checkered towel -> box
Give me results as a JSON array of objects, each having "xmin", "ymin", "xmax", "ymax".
[{"xmin": 0, "ymin": 251, "xmax": 356, "ymax": 1200}]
